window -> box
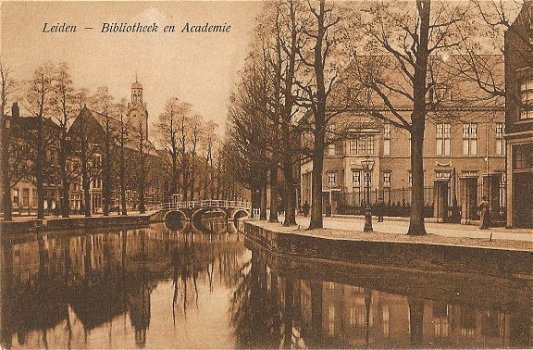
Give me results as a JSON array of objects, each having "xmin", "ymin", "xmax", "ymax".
[
  {"xmin": 327, "ymin": 143, "xmax": 336, "ymax": 156},
  {"xmin": 12, "ymin": 189, "xmax": 19, "ymax": 207},
  {"xmin": 349, "ymin": 139, "xmax": 358, "ymax": 156},
  {"xmin": 463, "ymin": 123, "xmax": 478, "ymax": 156},
  {"xmin": 436, "ymin": 123, "xmax": 451, "ymax": 156},
  {"xmin": 328, "ymin": 172, "xmax": 337, "ymax": 187},
  {"xmin": 22, "ymin": 189, "xmax": 29, "ymax": 207},
  {"xmin": 327, "ymin": 123, "xmax": 336, "ymax": 137},
  {"xmin": 383, "ymin": 306, "xmax": 390, "ymax": 338},
  {"xmin": 520, "ymin": 79, "xmax": 533, "ymax": 120},
  {"xmin": 367, "ymin": 136, "xmax": 375, "ymax": 155},
  {"xmin": 514, "ymin": 144, "xmax": 532, "ymax": 169},
  {"xmin": 495, "ymin": 123, "xmax": 505, "ymax": 156},
  {"xmin": 499, "ymin": 173, "xmax": 506, "ymax": 207},
  {"xmin": 383, "ymin": 124, "xmax": 391, "ymax": 156},
  {"xmin": 328, "ymin": 306, "xmax": 335, "ymax": 336},
  {"xmin": 383, "ymin": 172, "xmax": 391, "ymax": 187},
  {"xmin": 352, "ymin": 170, "xmax": 360, "ymax": 187}
]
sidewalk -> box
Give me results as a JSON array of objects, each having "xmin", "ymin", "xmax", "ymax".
[{"xmin": 285, "ymin": 215, "xmax": 532, "ymax": 243}]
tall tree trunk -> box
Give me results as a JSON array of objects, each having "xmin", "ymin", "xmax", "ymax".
[
  {"xmin": 309, "ymin": 134, "xmax": 325, "ymax": 229},
  {"xmin": 81, "ymin": 140, "xmax": 91, "ymax": 218},
  {"xmin": 59, "ymin": 135, "xmax": 70, "ymax": 218},
  {"xmin": 103, "ymin": 115, "xmax": 111, "ymax": 216},
  {"xmin": 407, "ymin": 0, "xmax": 430, "ymax": 236},
  {"xmin": 1, "ymin": 116, "xmax": 12, "ymax": 221},
  {"xmin": 260, "ymin": 178, "xmax": 267, "ymax": 220},
  {"xmin": 282, "ymin": 145, "xmax": 296, "ymax": 226},
  {"xmin": 269, "ymin": 164, "xmax": 278, "ymax": 223},
  {"xmin": 36, "ymin": 113, "xmax": 45, "ymax": 220},
  {"xmin": 408, "ymin": 126, "xmax": 427, "ymax": 235},
  {"xmin": 120, "ymin": 132, "xmax": 127, "ymax": 216},
  {"xmin": 139, "ymin": 132, "xmax": 146, "ymax": 214}
]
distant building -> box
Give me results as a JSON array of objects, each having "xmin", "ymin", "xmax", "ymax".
[
  {"xmin": 7, "ymin": 102, "xmax": 63, "ymax": 215},
  {"xmin": 4, "ymin": 78, "xmax": 165, "ymax": 217},
  {"xmin": 299, "ymin": 56, "xmax": 506, "ymax": 224},
  {"xmin": 128, "ymin": 76, "xmax": 149, "ymax": 141},
  {"xmin": 504, "ymin": 0, "xmax": 533, "ymax": 228}
]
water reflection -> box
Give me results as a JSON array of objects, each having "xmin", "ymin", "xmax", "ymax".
[
  {"xmin": 231, "ymin": 240, "xmax": 532, "ymax": 349},
  {"xmin": 1, "ymin": 217, "xmax": 247, "ymax": 349},
  {"xmin": 1, "ymin": 219, "xmax": 531, "ymax": 349}
]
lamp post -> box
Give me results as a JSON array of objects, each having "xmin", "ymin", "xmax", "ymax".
[{"xmin": 361, "ymin": 155, "xmax": 375, "ymax": 232}]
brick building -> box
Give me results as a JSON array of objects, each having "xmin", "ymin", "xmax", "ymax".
[
  {"xmin": 504, "ymin": 0, "xmax": 533, "ymax": 228},
  {"xmin": 300, "ymin": 56, "xmax": 506, "ymax": 224},
  {"xmin": 3, "ymin": 79, "xmax": 165, "ymax": 217},
  {"xmin": 6, "ymin": 103, "xmax": 63, "ymax": 215}
]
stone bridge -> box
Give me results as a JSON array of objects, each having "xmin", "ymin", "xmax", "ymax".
[{"xmin": 152, "ymin": 200, "xmax": 251, "ymax": 225}]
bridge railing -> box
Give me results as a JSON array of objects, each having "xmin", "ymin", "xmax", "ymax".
[{"xmin": 160, "ymin": 199, "xmax": 251, "ymax": 211}]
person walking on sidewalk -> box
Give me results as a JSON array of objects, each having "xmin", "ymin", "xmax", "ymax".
[{"xmin": 479, "ymin": 196, "xmax": 491, "ymax": 229}]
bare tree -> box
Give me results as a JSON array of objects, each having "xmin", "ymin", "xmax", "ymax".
[
  {"xmin": 0, "ymin": 62, "xmax": 18, "ymax": 221},
  {"xmin": 201, "ymin": 120, "xmax": 218, "ymax": 199},
  {"xmin": 50, "ymin": 62, "xmax": 77, "ymax": 218},
  {"xmin": 116, "ymin": 97, "xmax": 129, "ymax": 215},
  {"xmin": 25, "ymin": 62, "xmax": 55, "ymax": 219},
  {"xmin": 70, "ymin": 103, "xmax": 99, "ymax": 218},
  {"xmin": 188, "ymin": 114, "xmax": 203, "ymax": 201},
  {"xmin": 296, "ymin": 0, "xmax": 345, "ymax": 229},
  {"xmin": 352, "ymin": 0, "xmax": 471, "ymax": 235},
  {"xmin": 176, "ymin": 102, "xmax": 193, "ymax": 201},
  {"xmin": 90, "ymin": 86, "xmax": 115, "ymax": 216},
  {"xmin": 157, "ymin": 98, "xmax": 184, "ymax": 198}
]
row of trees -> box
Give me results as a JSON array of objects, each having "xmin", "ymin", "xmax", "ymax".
[
  {"xmin": 225, "ymin": 0, "xmax": 526, "ymax": 234},
  {"xmin": 0, "ymin": 62, "xmax": 241, "ymax": 221}
]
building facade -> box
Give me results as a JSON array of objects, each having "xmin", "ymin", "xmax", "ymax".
[
  {"xmin": 300, "ymin": 110, "xmax": 506, "ymax": 223},
  {"xmin": 504, "ymin": 1, "xmax": 533, "ymax": 228},
  {"xmin": 4, "ymin": 79, "xmax": 165, "ymax": 217},
  {"xmin": 300, "ymin": 56, "xmax": 506, "ymax": 224}
]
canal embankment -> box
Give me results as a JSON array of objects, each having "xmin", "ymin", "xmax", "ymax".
[
  {"xmin": 243, "ymin": 220, "xmax": 533, "ymax": 279},
  {"xmin": 1, "ymin": 214, "xmax": 157, "ymax": 235}
]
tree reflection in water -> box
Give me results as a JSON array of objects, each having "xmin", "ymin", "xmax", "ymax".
[
  {"xmin": 2, "ymin": 222, "xmax": 531, "ymax": 349},
  {"xmin": 1, "ymin": 219, "xmax": 246, "ymax": 349},
  {"xmin": 230, "ymin": 240, "xmax": 532, "ymax": 349}
]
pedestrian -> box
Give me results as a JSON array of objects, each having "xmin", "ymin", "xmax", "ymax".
[
  {"xmin": 302, "ymin": 201, "xmax": 310, "ymax": 217},
  {"xmin": 479, "ymin": 196, "xmax": 491, "ymax": 229},
  {"xmin": 376, "ymin": 197, "xmax": 385, "ymax": 222}
]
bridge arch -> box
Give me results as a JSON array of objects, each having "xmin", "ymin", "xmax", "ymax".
[
  {"xmin": 232, "ymin": 209, "xmax": 250, "ymax": 221},
  {"xmin": 163, "ymin": 210, "xmax": 188, "ymax": 231},
  {"xmin": 191, "ymin": 207, "xmax": 227, "ymax": 225}
]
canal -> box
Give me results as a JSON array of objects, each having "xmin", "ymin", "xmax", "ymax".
[{"xmin": 1, "ymin": 218, "xmax": 531, "ymax": 349}]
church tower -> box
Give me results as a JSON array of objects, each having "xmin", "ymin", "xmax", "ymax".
[{"xmin": 127, "ymin": 75, "xmax": 149, "ymax": 139}]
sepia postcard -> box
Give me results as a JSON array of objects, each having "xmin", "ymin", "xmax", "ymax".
[{"xmin": 0, "ymin": 0, "xmax": 531, "ymax": 349}]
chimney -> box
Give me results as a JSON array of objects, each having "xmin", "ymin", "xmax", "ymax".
[{"xmin": 11, "ymin": 102, "xmax": 19, "ymax": 118}]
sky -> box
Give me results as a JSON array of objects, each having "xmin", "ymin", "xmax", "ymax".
[{"xmin": 1, "ymin": 1, "xmax": 262, "ymax": 138}]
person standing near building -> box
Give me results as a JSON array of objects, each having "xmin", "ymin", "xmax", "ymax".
[
  {"xmin": 302, "ymin": 201, "xmax": 310, "ymax": 217},
  {"xmin": 479, "ymin": 196, "xmax": 491, "ymax": 229},
  {"xmin": 376, "ymin": 198, "xmax": 385, "ymax": 222}
]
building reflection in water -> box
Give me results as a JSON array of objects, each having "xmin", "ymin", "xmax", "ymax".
[
  {"xmin": 230, "ymin": 241, "xmax": 532, "ymax": 349},
  {"xmin": 1, "ymin": 215, "xmax": 246, "ymax": 349},
  {"xmin": 1, "ymin": 217, "xmax": 531, "ymax": 349}
]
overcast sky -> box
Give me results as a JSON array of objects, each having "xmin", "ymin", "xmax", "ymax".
[{"xmin": 1, "ymin": 1, "xmax": 262, "ymax": 138}]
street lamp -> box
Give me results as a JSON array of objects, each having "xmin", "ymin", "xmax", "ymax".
[{"xmin": 361, "ymin": 155, "xmax": 375, "ymax": 232}]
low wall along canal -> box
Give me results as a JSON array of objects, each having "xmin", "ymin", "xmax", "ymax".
[{"xmin": 242, "ymin": 221, "xmax": 533, "ymax": 279}]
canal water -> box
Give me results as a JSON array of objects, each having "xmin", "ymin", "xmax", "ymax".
[{"xmin": 1, "ymin": 218, "xmax": 531, "ymax": 349}]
